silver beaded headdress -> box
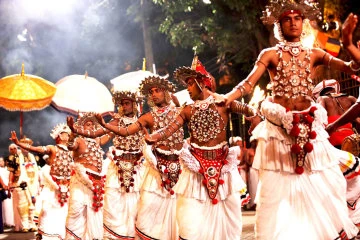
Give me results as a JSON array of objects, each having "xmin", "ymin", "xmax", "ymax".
[
  {"xmin": 261, "ymin": 0, "xmax": 320, "ymax": 25},
  {"xmin": 74, "ymin": 112, "xmax": 100, "ymax": 129},
  {"xmin": 112, "ymin": 90, "xmax": 140, "ymax": 116},
  {"xmin": 112, "ymin": 91, "xmax": 138, "ymax": 105},
  {"xmin": 174, "ymin": 55, "xmax": 216, "ymax": 92},
  {"xmin": 50, "ymin": 123, "xmax": 71, "ymax": 139},
  {"xmin": 139, "ymin": 76, "xmax": 176, "ymax": 96}
]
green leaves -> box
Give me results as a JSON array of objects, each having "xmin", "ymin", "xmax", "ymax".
[{"xmin": 152, "ymin": 0, "xmax": 270, "ymax": 72}]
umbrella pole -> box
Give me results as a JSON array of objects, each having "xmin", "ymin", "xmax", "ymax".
[{"xmin": 20, "ymin": 111, "xmax": 23, "ymax": 138}]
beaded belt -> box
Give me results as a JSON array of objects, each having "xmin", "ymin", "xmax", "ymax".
[
  {"xmin": 118, "ymin": 152, "xmax": 142, "ymax": 161},
  {"xmin": 190, "ymin": 146, "xmax": 227, "ymax": 160},
  {"xmin": 190, "ymin": 145, "xmax": 229, "ymax": 204},
  {"xmin": 153, "ymin": 149, "xmax": 180, "ymax": 194},
  {"xmin": 154, "ymin": 149, "xmax": 179, "ymax": 161}
]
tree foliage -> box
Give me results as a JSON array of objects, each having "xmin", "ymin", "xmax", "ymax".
[{"xmin": 152, "ymin": 0, "xmax": 271, "ymax": 75}]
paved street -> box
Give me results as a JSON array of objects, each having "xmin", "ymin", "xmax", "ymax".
[
  {"xmin": 242, "ymin": 210, "xmax": 256, "ymax": 240},
  {"xmin": 0, "ymin": 211, "xmax": 256, "ymax": 239}
]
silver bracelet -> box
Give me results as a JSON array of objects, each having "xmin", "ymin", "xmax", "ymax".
[{"xmin": 350, "ymin": 60, "xmax": 360, "ymax": 72}]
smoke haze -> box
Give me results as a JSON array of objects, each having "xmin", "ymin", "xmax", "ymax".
[{"xmin": 0, "ymin": 0, "xmax": 147, "ymax": 156}]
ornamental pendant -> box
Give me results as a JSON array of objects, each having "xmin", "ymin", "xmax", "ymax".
[{"xmin": 290, "ymin": 47, "xmax": 301, "ymax": 57}]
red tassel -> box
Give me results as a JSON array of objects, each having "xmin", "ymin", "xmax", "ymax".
[
  {"xmin": 308, "ymin": 131, "xmax": 317, "ymax": 139},
  {"xmin": 292, "ymin": 114, "xmax": 300, "ymax": 124},
  {"xmin": 290, "ymin": 125, "xmax": 300, "ymax": 137},
  {"xmin": 295, "ymin": 166, "xmax": 304, "ymax": 174},
  {"xmin": 218, "ymin": 179, "xmax": 225, "ymax": 185},
  {"xmin": 303, "ymin": 142, "xmax": 313, "ymax": 153},
  {"xmin": 309, "ymin": 106, "xmax": 317, "ymax": 115},
  {"xmin": 212, "ymin": 199, "xmax": 218, "ymax": 204},
  {"xmin": 291, "ymin": 144, "xmax": 302, "ymax": 154},
  {"xmin": 304, "ymin": 114, "xmax": 314, "ymax": 124}
]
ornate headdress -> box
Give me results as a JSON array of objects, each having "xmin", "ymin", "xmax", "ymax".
[
  {"xmin": 74, "ymin": 112, "xmax": 100, "ymax": 129},
  {"xmin": 50, "ymin": 123, "xmax": 71, "ymax": 139},
  {"xmin": 312, "ymin": 79, "xmax": 340, "ymax": 99},
  {"xmin": 112, "ymin": 90, "xmax": 140, "ymax": 116},
  {"xmin": 261, "ymin": 0, "xmax": 320, "ymax": 25},
  {"xmin": 112, "ymin": 91, "xmax": 138, "ymax": 105},
  {"xmin": 174, "ymin": 55, "xmax": 216, "ymax": 92},
  {"xmin": 19, "ymin": 136, "xmax": 33, "ymax": 145},
  {"xmin": 139, "ymin": 76, "xmax": 176, "ymax": 96}
]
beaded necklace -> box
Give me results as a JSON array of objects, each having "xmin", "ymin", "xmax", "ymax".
[
  {"xmin": 113, "ymin": 116, "xmax": 143, "ymax": 151},
  {"xmin": 151, "ymin": 104, "xmax": 184, "ymax": 148},
  {"xmin": 50, "ymin": 145, "xmax": 73, "ymax": 206},
  {"xmin": 50, "ymin": 144, "xmax": 73, "ymax": 178},
  {"xmin": 189, "ymin": 96, "xmax": 226, "ymax": 142},
  {"xmin": 78, "ymin": 137, "xmax": 104, "ymax": 172},
  {"xmin": 272, "ymin": 41, "xmax": 313, "ymax": 98}
]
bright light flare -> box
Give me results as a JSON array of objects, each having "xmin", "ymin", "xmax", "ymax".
[
  {"xmin": 248, "ymin": 86, "xmax": 265, "ymax": 109},
  {"xmin": 17, "ymin": 28, "xmax": 28, "ymax": 41},
  {"xmin": 17, "ymin": 0, "xmax": 75, "ymax": 19},
  {"xmin": 302, "ymin": 19, "xmax": 316, "ymax": 48},
  {"xmin": 203, "ymin": 0, "xmax": 211, "ymax": 4}
]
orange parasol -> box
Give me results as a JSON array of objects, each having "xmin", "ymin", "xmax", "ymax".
[{"xmin": 0, "ymin": 64, "xmax": 57, "ymax": 137}]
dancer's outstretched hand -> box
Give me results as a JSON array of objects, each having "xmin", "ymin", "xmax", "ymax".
[
  {"xmin": 95, "ymin": 113, "xmax": 106, "ymax": 127},
  {"xmin": 9, "ymin": 131, "xmax": 19, "ymax": 144},
  {"xmin": 67, "ymin": 116, "xmax": 75, "ymax": 132},
  {"xmin": 342, "ymin": 13, "xmax": 358, "ymax": 47}
]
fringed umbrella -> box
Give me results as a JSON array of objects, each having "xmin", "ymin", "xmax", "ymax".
[
  {"xmin": 0, "ymin": 64, "xmax": 57, "ymax": 137},
  {"xmin": 51, "ymin": 73, "xmax": 114, "ymax": 116}
]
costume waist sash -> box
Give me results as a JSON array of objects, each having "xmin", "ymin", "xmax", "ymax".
[
  {"xmin": 190, "ymin": 145, "xmax": 229, "ymax": 200},
  {"xmin": 113, "ymin": 152, "xmax": 141, "ymax": 192},
  {"xmin": 153, "ymin": 149, "xmax": 180, "ymax": 193}
]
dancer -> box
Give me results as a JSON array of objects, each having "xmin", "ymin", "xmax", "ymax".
[
  {"xmin": 96, "ymin": 76, "xmax": 183, "ymax": 240},
  {"xmin": 313, "ymin": 79, "xmax": 358, "ymax": 148},
  {"xmin": 214, "ymin": 1, "xmax": 360, "ymax": 238},
  {"xmin": 10, "ymin": 124, "xmax": 73, "ymax": 239},
  {"xmin": 145, "ymin": 57, "xmax": 255, "ymax": 239},
  {"xmin": 65, "ymin": 112, "xmax": 108, "ymax": 240}
]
